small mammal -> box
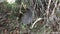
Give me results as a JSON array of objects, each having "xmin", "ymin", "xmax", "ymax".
[{"xmin": 21, "ymin": 7, "xmax": 33, "ymax": 24}]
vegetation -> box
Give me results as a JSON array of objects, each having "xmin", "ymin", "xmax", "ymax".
[{"xmin": 0, "ymin": 0, "xmax": 60, "ymax": 34}]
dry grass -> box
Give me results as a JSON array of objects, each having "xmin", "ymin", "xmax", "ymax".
[{"xmin": 0, "ymin": 0, "xmax": 60, "ymax": 34}]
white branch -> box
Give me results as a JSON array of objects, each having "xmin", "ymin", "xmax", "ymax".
[{"xmin": 31, "ymin": 18, "xmax": 42, "ymax": 29}]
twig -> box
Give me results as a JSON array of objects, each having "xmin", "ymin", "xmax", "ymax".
[
  {"xmin": 46, "ymin": 0, "xmax": 51, "ymax": 16},
  {"xmin": 51, "ymin": 0, "xmax": 58, "ymax": 15},
  {"xmin": 31, "ymin": 18, "xmax": 42, "ymax": 29}
]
